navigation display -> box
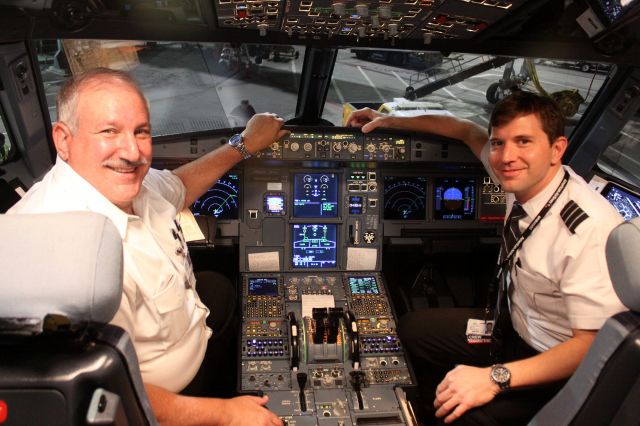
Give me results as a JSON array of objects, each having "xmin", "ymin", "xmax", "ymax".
[
  {"xmin": 349, "ymin": 276, "xmax": 379, "ymax": 294},
  {"xmin": 191, "ymin": 173, "xmax": 240, "ymax": 219},
  {"xmin": 383, "ymin": 176, "xmax": 427, "ymax": 220},
  {"xmin": 248, "ymin": 277, "xmax": 279, "ymax": 296},
  {"xmin": 601, "ymin": 182, "xmax": 640, "ymax": 221},
  {"xmin": 293, "ymin": 173, "xmax": 339, "ymax": 218},
  {"xmin": 434, "ymin": 177, "xmax": 476, "ymax": 220},
  {"xmin": 292, "ymin": 224, "xmax": 337, "ymax": 269}
]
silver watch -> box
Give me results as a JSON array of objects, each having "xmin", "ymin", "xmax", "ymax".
[
  {"xmin": 228, "ymin": 133, "xmax": 252, "ymax": 159},
  {"xmin": 490, "ymin": 364, "xmax": 511, "ymax": 391}
]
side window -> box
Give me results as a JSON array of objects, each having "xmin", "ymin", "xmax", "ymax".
[
  {"xmin": 597, "ymin": 107, "xmax": 640, "ymax": 189},
  {"xmin": 0, "ymin": 110, "xmax": 15, "ymax": 165}
]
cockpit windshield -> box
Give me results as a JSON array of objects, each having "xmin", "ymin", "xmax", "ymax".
[
  {"xmin": 36, "ymin": 40, "xmax": 303, "ymax": 136},
  {"xmin": 36, "ymin": 40, "xmax": 640, "ymax": 191}
]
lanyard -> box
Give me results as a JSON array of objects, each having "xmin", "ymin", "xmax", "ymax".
[{"xmin": 486, "ymin": 170, "xmax": 570, "ymax": 311}]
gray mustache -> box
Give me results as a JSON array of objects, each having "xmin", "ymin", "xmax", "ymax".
[{"xmin": 102, "ymin": 158, "xmax": 149, "ymax": 169}]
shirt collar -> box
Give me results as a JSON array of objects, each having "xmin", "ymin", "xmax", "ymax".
[
  {"xmin": 53, "ymin": 156, "xmax": 133, "ymax": 239},
  {"xmin": 520, "ymin": 166, "xmax": 565, "ymax": 219}
]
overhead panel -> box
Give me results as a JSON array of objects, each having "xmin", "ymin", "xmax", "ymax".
[{"xmin": 212, "ymin": 0, "xmax": 529, "ymax": 43}]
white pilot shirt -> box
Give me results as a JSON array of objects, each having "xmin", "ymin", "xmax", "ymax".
[
  {"xmin": 8, "ymin": 157, "xmax": 212, "ymax": 392},
  {"xmin": 481, "ymin": 145, "xmax": 625, "ymax": 352}
]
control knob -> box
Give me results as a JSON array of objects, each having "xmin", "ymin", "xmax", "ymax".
[
  {"xmin": 380, "ymin": 142, "xmax": 391, "ymax": 153},
  {"xmin": 271, "ymin": 142, "xmax": 280, "ymax": 151},
  {"xmin": 366, "ymin": 143, "xmax": 376, "ymax": 153},
  {"xmin": 290, "ymin": 141, "xmax": 300, "ymax": 152},
  {"xmin": 348, "ymin": 143, "xmax": 359, "ymax": 154},
  {"xmin": 303, "ymin": 142, "xmax": 313, "ymax": 152},
  {"xmin": 332, "ymin": 142, "xmax": 342, "ymax": 152}
]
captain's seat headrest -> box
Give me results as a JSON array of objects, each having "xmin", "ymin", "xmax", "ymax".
[
  {"xmin": 606, "ymin": 217, "xmax": 640, "ymax": 312},
  {"xmin": 0, "ymin": 212, "xmax": 123, "ymax": 329}
]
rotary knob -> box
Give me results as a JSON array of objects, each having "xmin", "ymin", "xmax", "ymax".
[
  {"xmin": 348, "ymin": 143, "xmax": 359, "ymax": 153},
  {"xmin": 333, "ymin": 142, "xmax": 342, "ymax": 152},
  {"xmin": 271, "ymin": 142, "xmax": 280, "ymax": 151},
  {"xmin": 366, "ymin": 143, "xmax": 376, "ymax": 153},
  {"xmin": 303, "ymin": 142, "xmax": 313, "ymax": 152},
  {"xmin": 290, "ymin": 141, "xmax": 300, "ymax": 152}
]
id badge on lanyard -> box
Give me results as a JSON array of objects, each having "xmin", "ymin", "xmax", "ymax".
[{"xmin": 466, "ymin": 318, "xmax": 494, "ymax": 344}]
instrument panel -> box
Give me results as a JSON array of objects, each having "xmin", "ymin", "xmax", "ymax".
[
  {"xmin": 240, "ymin": 272, "xmax": 415, "ymax": 426},
  {"xmin": 212, "ymin": 0, "xmax": 530, "ymax": 43},
  {"xmin": 162, "ymin": 128, "xmax": 505, "ymax": 424},
  {"xmin": 156, "ymin": 127, "xmax": 507, "ymax": 241}
]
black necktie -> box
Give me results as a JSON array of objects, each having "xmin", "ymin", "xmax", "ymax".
[
  {"xmin": 501, "ymin": 202, "xmax": 527, "ymax": 267},
  {"xmin": 491, "ymin": 202, "xmax": 527, "ymax": 360}
]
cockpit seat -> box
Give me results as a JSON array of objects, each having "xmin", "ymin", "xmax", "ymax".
[
  {"xmin": 0, "ymin": 212, "xmax": 157, "ymax": 426},
  {"xmin": 529, "ymin": 217, "xmax": 640, "ymax": 426}
]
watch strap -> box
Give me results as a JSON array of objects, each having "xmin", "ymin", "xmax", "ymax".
[{"xmin": 229, "ymin": 133, "xmax": 252, "ymax": 159}]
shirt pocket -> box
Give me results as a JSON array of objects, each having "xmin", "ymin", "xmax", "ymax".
[
  {"xmin": 514, "ymin": 264, "xmax": 565, "ymax": 322},
  {"xmin": 153, "ymin": 277, "xmax": 190, "ymax": 345}
]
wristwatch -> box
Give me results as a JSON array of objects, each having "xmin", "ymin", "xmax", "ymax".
[
  {"xmin": 228, "ymin": 133, "xmax": 252, "ymax": 159},
  {"xmin": 490, "ymin": 364, "xmax": 511, "ymax": 391}
]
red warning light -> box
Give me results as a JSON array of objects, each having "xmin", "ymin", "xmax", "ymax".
[
  {"xmin": 434, "ymin": 15, "xmax": 448, "ymax": 25},
  {"xmin": 474, "ymin": 21, "xmax": 489, "ymax": 31},
  {"xmin": 0, "ymin": 400, "xmax": 7, "ymax": 424}
]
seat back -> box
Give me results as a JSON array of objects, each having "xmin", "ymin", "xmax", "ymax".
[
  {"xmin": 0, "ymin": 212, "xmax": 157, "ymax": 426},
  {"xmin": 529, "ymin": 217, "xmax": 640, "ymax": 426}
]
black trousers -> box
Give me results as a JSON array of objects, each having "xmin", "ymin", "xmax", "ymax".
[
  {"xmin": 181, "ymin": 270, "xmax": 239, "ymax": 398},
  {"xmin": 398, "ymin": 308, "xmax": 565, "ymax": 426}
]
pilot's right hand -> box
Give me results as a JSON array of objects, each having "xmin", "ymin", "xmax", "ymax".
[
  {"xmin": 242, "ymin": 113, "xmax": 290, "ymax": 155},
  {"xmin": 345, "ymin": 107, "xmax": 391, "ymax": 133},
  {"xmin": 221, "ymin": 395, "xmax": 283, "ymax": 426}
]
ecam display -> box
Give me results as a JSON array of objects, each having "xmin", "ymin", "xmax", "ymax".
[
  {"xmin": 293, "ymin": 173, "xmax": 339, "ymax": 218},
  {"xmin": 291, "ymin": 223, "xmax": 337, "ymax": 268}
]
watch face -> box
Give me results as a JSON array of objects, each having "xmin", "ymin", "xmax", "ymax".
[
  {"xmin": 491, "ymin": 365, "xmax": 510, "ymax": 384},
  {"xmin": 229, "ymin": 134, "xmax": 242, "ymax": 146}
]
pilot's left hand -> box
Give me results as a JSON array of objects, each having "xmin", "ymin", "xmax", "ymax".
[
  {"xmin": 242, "ymin": 113, "xmax": 290, "ymax": 154},
  {"xmin": 433, "ymin": 365, "xmax": 500, "ymax": 423}
]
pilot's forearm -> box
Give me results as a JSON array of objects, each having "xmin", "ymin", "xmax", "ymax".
[
  {"xmin": 144, "ymin": 383, "xmax": 227, "ymax": 425},
  {"xmin": 173, "ymin": 143, "xmax": 244, "ymax": 209},
  {"xmin": 506, "ymin": 329, "xmax": 596, "ymax": 388},
  {"xmin": 390, "ymin": 114, "xmax": 488, "ymax": 159},
  {"xmin": 145, "ymin": 383, "xmax": 282, "ymax": 426}
]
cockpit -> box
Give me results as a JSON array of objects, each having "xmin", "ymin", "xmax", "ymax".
[{"xmin": 1, "ymin": 1, "xmax": 640, "ymax": 425}]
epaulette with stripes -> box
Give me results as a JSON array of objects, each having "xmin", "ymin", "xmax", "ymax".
[{"xmin": 560, "ymin": 200, "xmax": 589, "ymax": 234}]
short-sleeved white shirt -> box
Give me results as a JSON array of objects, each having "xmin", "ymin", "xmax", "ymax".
[
  {"xmin": 8, "ymin": 158, "xmax": 211, "ymax": 392},
  {"xmin": 481, "ymin": 145, "xmax": 625, "ymax": 352}
]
